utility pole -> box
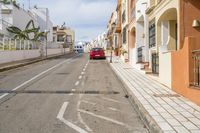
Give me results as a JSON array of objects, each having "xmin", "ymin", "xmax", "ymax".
[{"xmin": 45, "ymin": 8, "xmax": 48, "ymax": 58}]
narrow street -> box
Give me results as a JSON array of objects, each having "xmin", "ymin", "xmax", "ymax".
[{"xmin": 0, "ymin": 54, "xmax": 148, "ymax": 133}]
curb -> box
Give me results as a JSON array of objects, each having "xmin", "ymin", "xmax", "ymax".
[
  {"xmin": 108, "ymin": 62, "xmax": 163, "ymax": 133},
  {"xmin": 0, "ymin": 53, "xmax": 73, "ymax": 72}
]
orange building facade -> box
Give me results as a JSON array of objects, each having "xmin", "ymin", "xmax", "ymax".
[{"xmin": 172, "ymin": 0, "xmax": 200, "ymax": 105}]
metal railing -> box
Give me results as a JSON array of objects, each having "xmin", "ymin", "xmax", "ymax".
[
  {"xmin": 152, "ymin": 53, "xmax": 159, "ymax": 74},
  {"xmin": 137, "ymin": 46, "xmax": 144, "ymax": 62},
  {"xmin": 192, "ymin": 50, "xmax": 200, "ymax": 87}
]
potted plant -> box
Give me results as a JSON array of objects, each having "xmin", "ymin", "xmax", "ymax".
[
  {"xmin": 114, "ymin": 48, "xmax": 119, "ymax": 56},
  {"xmin": 122, "ymin": 49, "xmax": 129, "ymax": 62}
]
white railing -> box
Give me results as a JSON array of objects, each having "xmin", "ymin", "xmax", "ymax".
[
  {"xmin": 0, "ymin": 38, "xmax": 64, "ymax": 51},
  {"xmin": 0, "ymin": 38, "xmax": 39, "ymax": 51}
]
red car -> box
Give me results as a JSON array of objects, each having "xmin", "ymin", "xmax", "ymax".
[{"xmin": 90, "ymin": 48, "xmax": 106, "ymax": 59}]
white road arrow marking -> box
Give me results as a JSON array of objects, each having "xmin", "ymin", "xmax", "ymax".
[{"xmin": 57, "ymin": 102, "xmax": 88, "ymax": 133}]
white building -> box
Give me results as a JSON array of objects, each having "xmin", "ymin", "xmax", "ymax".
[
  {"xmin": 74, "ymin": 42, "xmax": 84, "ymax": 53},
  {"xmin": 91, "ymin": 32, "xmax": 107, "ymax": 50},
  {"xmin": 30, "ymin": 7, "xmax": 53, "ymax": 42},
  {"xmin": 129, "ymin": 0, "xmax": 149, "ymax": 70},
  {"xmin": 0, "ymin": 2, "xmax": 38, "ymax": 38}
]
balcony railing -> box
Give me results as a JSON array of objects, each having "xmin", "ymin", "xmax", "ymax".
[{"xmin": 192, "ymin": 50, "xmax": 200, "ymax": 87}]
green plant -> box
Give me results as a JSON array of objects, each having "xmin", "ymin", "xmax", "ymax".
[
  {"xmin": 7, "ymin": 20, "xmax": 48, "ymax": 42},
  {"xmin": 7, "ymin": 20, "xmax": 39, "ymax": 40}
]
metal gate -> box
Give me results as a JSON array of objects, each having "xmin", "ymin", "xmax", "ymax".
[
  {"xmin": 137, "ymin": 46, "xmax": 143, "ymax": 63},
  {"xmin": 152, "ymin": 53, "xmax": 159, "ymax": 74},
  {"xmin": 192, "ymin": 50, "xmax": 200, "ymax": 87}
]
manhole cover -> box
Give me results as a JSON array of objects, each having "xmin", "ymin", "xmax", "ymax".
[{"xmin": 153, "ymin": 94, "xmax": 180, "ymax": 97}]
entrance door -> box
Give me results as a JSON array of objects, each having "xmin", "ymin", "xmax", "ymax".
[{"xmin": 152, "ymin": 53, "xmax": 159, "ymax": 74}]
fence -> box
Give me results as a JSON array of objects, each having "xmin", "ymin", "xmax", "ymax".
[
  {"xmin": 192, "ymin": 50, "xmax": 200, "ymax": 87},
  {"xmin": 0, "ymin": 38, "xmax": 63, "ymax": 51},
  {"xmin": 0, "ymin": 38, "xmax": 39, "ymax": 51}
]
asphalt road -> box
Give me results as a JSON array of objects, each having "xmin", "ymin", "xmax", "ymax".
[{"xmin": 0, "ymin": 53, "xmax": 148, "ymax": 133}]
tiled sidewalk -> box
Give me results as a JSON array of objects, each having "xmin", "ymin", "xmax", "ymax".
[{"xmin": 109, "ymin": 57, "xmax": 200, "ymax": 133}]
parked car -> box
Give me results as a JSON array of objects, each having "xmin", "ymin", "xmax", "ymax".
[{"xmin": 90, "ymin": 48, "xmax": 106, "ymax": 59}]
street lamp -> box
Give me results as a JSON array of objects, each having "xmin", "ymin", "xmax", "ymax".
[
  {"xmin": 62, "ymin": 34, "xmax": 67, "ymax": 55},
  {"xmin": 44, "ymin": 30, "xmax": 49, "ymax": 58},
  {"xmin": 110, "ymin": 22, "xmax": 116, "ymax": 63}
]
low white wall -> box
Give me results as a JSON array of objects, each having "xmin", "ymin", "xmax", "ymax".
[
  {"xmin": 0, "ymin": 48, "xmax": 65, "ymax": 64},
  {"xmin": 159, "ymin": 52, "xmax": 172, "ymax": 88}
]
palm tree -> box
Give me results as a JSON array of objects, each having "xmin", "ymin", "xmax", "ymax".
[
  {"xmin": 7, "ymin": 20, "xmax": 49, "ymax": 56},
  {"xmin": 7, "ymin": 19, "xmax": 49, "ymax": 41},
  {"xmin": 2, "ymin": 0, "xmax": 16, "ymax": 4},
  {"xmin": 7, "ymin": 20, "xmax": 39, "ymax": 40},
  {"xmin": 7, "ymin": 26, "xmax": 29, "ymax": 40}
]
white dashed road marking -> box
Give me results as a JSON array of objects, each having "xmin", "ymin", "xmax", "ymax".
[
  {"xmin": 69, "ymin": 89, "xmax": 76, "ymax": 96},
  {"xmin": 81, "ymin": 72, "xmax": 85, "ymax": 75},
  {"xmin": 75, "ymin": 81, "xmax": 80, "ymax": 86}
]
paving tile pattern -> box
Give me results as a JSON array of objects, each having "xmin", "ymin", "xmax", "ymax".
[{"xmin": 109, "ymin": 57, "xmax": 200, "ymax": 133}]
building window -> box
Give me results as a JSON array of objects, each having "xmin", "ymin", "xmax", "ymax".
[
  {"xmin": 149, "ymin": 23, "xmax": 156, "ymax": 48},
  {"xmin": 122, "ymin": 10, "xmax": 126, "ymax": 23},
  {"xmin": 57, "ymin": 35, "xmax": 64, "ymax": 42},
  {"xmin": 53, "ymin": 36, "xmax": 56, "ymax": 42},
  {"xmin": 122, "ymin": 28, "xmax": 127, "ymax": 44},
  {"xmin": 114, "ymin": 35, "xmax": 118, "ymax": 48}
]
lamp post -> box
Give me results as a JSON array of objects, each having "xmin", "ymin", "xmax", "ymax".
[
  {"xmin": 110, "ymin": 22, "xmax": 116, "ymax": 63},
  {"xmin": 62, "ymin": 34, "xmax": 67, "ymax": 55}
]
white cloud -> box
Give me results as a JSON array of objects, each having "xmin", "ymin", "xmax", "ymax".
[{"xmin": 18, "ymin": 0, "xmax": 116, "ymax": 41}]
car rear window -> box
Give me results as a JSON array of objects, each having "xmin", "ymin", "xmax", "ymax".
[{"xmin": 92, "ymin": 48, "xmax": 103, "ymax": 51}]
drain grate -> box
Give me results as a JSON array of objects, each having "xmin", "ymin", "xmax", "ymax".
[
  {"xmin": 0, "ymin": 90, "xmax": 119, "ymax": 95},
  {"xmin": 153, "ymin": 94, "xmax": 180, "ymax": 97}
]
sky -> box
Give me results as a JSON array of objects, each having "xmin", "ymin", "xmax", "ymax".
[{"xmin": 17, "ymin": 0, "xmax": 117, "ymax": 42}]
